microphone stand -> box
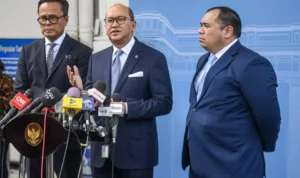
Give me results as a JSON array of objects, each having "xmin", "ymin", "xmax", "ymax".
[{"xmin": 46, "ymin": 154, "xmax": 54, "ymax": 178}]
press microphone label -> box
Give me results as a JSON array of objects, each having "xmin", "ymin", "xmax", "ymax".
[
  {"xmin": 44, "ymin": 89, "xmax": 56, "ymax": 100},
  {"xmin": 98, "ymin": 107, "xmax": 113, "ymax": 117},
  {"xmin": 10, "ymin": 92, "xmax": 31, "ymax": 110},
  {"xmin": 82, "ymin": 97, "xmax": 95, "ymax": 111}
]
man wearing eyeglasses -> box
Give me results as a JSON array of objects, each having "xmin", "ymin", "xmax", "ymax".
[
  {"xmin": 67, "ymin": 3, "xmax": 172, "ymax": 178},
  {"xmin": 14, "ymin": 0, "xmax": 92, "ymax": 177}
]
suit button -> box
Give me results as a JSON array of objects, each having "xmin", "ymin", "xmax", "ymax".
[{"xmin": 193, "ymin": 108, "xmax": 197, "ymax": 112}]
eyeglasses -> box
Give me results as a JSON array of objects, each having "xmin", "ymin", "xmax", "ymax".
[
  {"xmin": 37, "ymin": 15, "xmax": 65, "ymax": 25},
  {"xmin": 104, "ymin": 16, "xmax": 129, "ymax": 25}
]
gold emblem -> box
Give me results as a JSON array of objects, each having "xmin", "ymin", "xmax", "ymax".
[
  {"xmin": 25, "ymin": 123, "xmax": 43, "ymax": 146},
  {"xmin": 135, "ymin": 55, "xmax": 138, "ymax": 59}
]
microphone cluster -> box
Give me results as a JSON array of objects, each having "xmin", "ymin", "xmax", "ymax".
[
  {"xmin": 56, "ymin": 81, "xmax": 124, "ymax": 143},
  {"xmin": 0, "ymin": 87, "xmax": 62, "ymax": 129},
  {"xmin": 0, "ymin": 80, "xmax": 124, "ymax": 144}
]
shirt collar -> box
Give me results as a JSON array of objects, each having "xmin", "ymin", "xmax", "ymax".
[
  {"xmin": 45, "ymin": 32, "xmax": 66, "ymax": 46},
  {"xmin": 112, "ymin": 37, "xmax": 135, "ymax": 56},
  {"xmin": 212, "ymin": 39, "xmax": 238, "ymax": 59}
]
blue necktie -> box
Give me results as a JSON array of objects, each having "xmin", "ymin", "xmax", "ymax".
[
  {"xmin": 111, "ymin": 49, "xmax": 124, "ymax": 94},
  {"xmin": 196, "ymin": 55, "xmax": 217, "ymax": 101}
]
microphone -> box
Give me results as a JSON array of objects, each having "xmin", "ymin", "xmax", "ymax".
[
  {"xmin": 11, "ymin": 97, "xmax": 42, "ymax": 118},
  {"xmin": 0, "ymin": 88, "xmax": 34, "ymax": 127},
  {"xmin": 111, "ymin": 93, "xmax": 122, "ymax": 144},
  {"xmin": 54, "ymin": 93, "xmax": 66, "ymax": 124},
  {"xmin": 95, "ymin": 126, "xmax": 108, "ymax": 137},
  {"xmin": 81, "ymin": 90, "xmax": 95, "ymax": 132},
  {"xmin": 31, "ymin": 87, "xmax": 62, "ymax": 113},
  {"xmin": 98, "ymin": 95, "xmax": 113, "ymax": 117},
  {"xmin": 88, "ymin": 81, "xmax": 107, "ymax": 104},
  {"xmin": 62, "ymin": 87, "xmax": 83, "ymax": 126}
]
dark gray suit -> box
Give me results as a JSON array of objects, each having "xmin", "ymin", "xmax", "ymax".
[{"xmin": 14, "ymin": 34, "xmax": 92, "ymax": 178}]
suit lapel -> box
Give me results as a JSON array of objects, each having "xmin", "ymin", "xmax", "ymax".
[
  {"xmin": 47, "ymin": 35, "xmax": 74, "ymax": 80},
  {"xmin": 103, "ymin": 47, "xmax": 113, "ymax": 95},
  {"xmin": 36, "ymin": 39, "xmax": 47, "ymax": 83},
  {"xmin": 196, "ymin": 41, "xmax": 241, "ymax": 104},
  {"xmin": 190, "ymin": 53, "xmax": 210, "ymax": 105},
  {"xmin": 113, "ymin": 39, "xmax": 141, "ymax": 94}
]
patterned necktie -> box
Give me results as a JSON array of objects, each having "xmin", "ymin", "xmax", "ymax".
[
  {"xmin": 196, "ymin": 55, "xmax": 217, "ymax": 101},
  {"xmin": 111, "ymin": 49, "xmax": 124, "ymax": 94},
  {"xmin": 46, "ymin": 43, "xmax": 56, "ymax": 76}
]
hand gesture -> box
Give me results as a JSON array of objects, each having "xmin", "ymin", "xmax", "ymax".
[{"xmin": 67, "ymin": 65, "xmax": 83, "ymax": 91}]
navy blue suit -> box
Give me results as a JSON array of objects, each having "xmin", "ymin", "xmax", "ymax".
[
  {"xmin": 85, "ymin": 38, "xmax": 172, "ymax": 177},
  {"xmin": 182, "ymin": 41, "xmax": 281, "ymax": 178}
]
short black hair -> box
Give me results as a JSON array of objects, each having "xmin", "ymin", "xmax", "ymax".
[
  {"xmin": 37, "ymin": 0, "xmax": 69, "ymax": 16},
  {"xmin": 207, "ymin": 6, "xmax": 242, "ymax": 38},
  {"xmin": 0, "ymin": 60, "xmax": 4, "ymax": 71}
]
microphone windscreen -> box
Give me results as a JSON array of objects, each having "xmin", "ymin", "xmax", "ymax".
[
  {"xmin": 93, "ymin": 81, "xmax": 107, "ymax": 93},
  {"xmin": 41, "ymin": 87, "xmax": 62, "ymax": 107},
  {"xmin": 67, "ymin": 87, "xmax": 81, "ymax": 98},
  {"xmin": 24, "ymin": 88, "xmax": 34, "ymax": 99}
]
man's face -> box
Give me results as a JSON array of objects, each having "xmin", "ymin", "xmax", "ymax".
[
  {"xmin": 105, "ymin": 5, "xmax": 136, "ymax": 47},
  {"xmin": 38, "ymin": 2, "xmax": 68, "ymax": 42},
  {"xmin": 198, "ymin": 9, "xmax": 225, "ymax": 54}
]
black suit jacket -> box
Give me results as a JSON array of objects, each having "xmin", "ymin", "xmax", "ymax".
[
  {"xmin": 86, "ymin": 38, "xmax": 173, "ymax": 169},
  {"xmin": 15, "ymin": 34, "xmax": 92, "ymax": 98},
  {"xmin": 14, "ymin": 34, "xmax": 92, "ymax": 149}
]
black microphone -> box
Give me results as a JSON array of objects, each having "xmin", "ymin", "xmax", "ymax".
[
  {"xmin": 31, "ymin": 87, "xmax": 62, "ymax": 113},
  {"xmin": 0, "ymin": 88, "xmax": 34, "ymax": 127},
  {"xmin": 81, "ymin": 90, "xmax": 95, "ymax": 132},
  {"xmin": 111, "ymin": 93, "xmax": 121, "ymax": 144}
]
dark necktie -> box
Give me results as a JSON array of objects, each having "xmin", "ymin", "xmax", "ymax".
[{"xmin": 46, "ymin": 43, "xmax": 56, "ymax": 76}]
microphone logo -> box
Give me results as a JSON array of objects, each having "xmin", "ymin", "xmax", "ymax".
[
  {"xmin": 82, "ymin": 97, "xmax": 95, "ymax": 111},
  {"xmin": 44, "ymin": 89, "xmax": 55, "ymax": 100},
  {"xmin": 70, "ymin": 99, "xmax": 76, "ymax": 104},
  {"xmin": 83, "ymin": 100, "xmax": 92, "ymax": 109},
  {"xmin": 62, "ymin": 97, "xmax": 83, "ymax": 114},
  {"xmin": 10, "ymin": 92, "xmax": 31, "ymax": 110},
  {"xmin": 16, "ymin": 96, "xmax": 26, "ymax": 105}
]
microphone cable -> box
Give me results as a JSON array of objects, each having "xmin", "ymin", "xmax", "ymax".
[
  {"xmin": 40, "ymin": 108, "xmax": 49, "ymax": 178},
  {"xmin": 58, "ymin": 117, "xmax": 72, "ymax": 178}
]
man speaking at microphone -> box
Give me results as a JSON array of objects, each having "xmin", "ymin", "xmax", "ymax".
[
  {"xmin": 14, "ymin": 0, "xmax": 92, "ymax": 177},
  {"xmin": 67, "ymin": 3, "xmax": 173, "ymax": 178}
]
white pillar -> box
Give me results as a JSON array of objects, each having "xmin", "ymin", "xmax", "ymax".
[
  {"xmin": 66, "ymin": 0, "xmax": 78, "ymax": 39},
  {"xmin": 78, "ymin": 0, "xmax": 94, "ymax": 48}
]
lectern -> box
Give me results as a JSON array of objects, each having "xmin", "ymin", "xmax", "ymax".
[{"xmin": 2, "ymin": 113, "xmax": 69, "ymax": 178}]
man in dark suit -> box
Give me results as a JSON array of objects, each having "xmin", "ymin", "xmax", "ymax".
[
  {"xmin": 67, "ymin": 3, "xmax": 172, "ymax": 178},
  {"xmin": 182, "ymin": 6, "xmax": 281, "ymax": 178},
  {"xmin": 14, "ymin": 0, "xmax": 92, "ymax": 177}
]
